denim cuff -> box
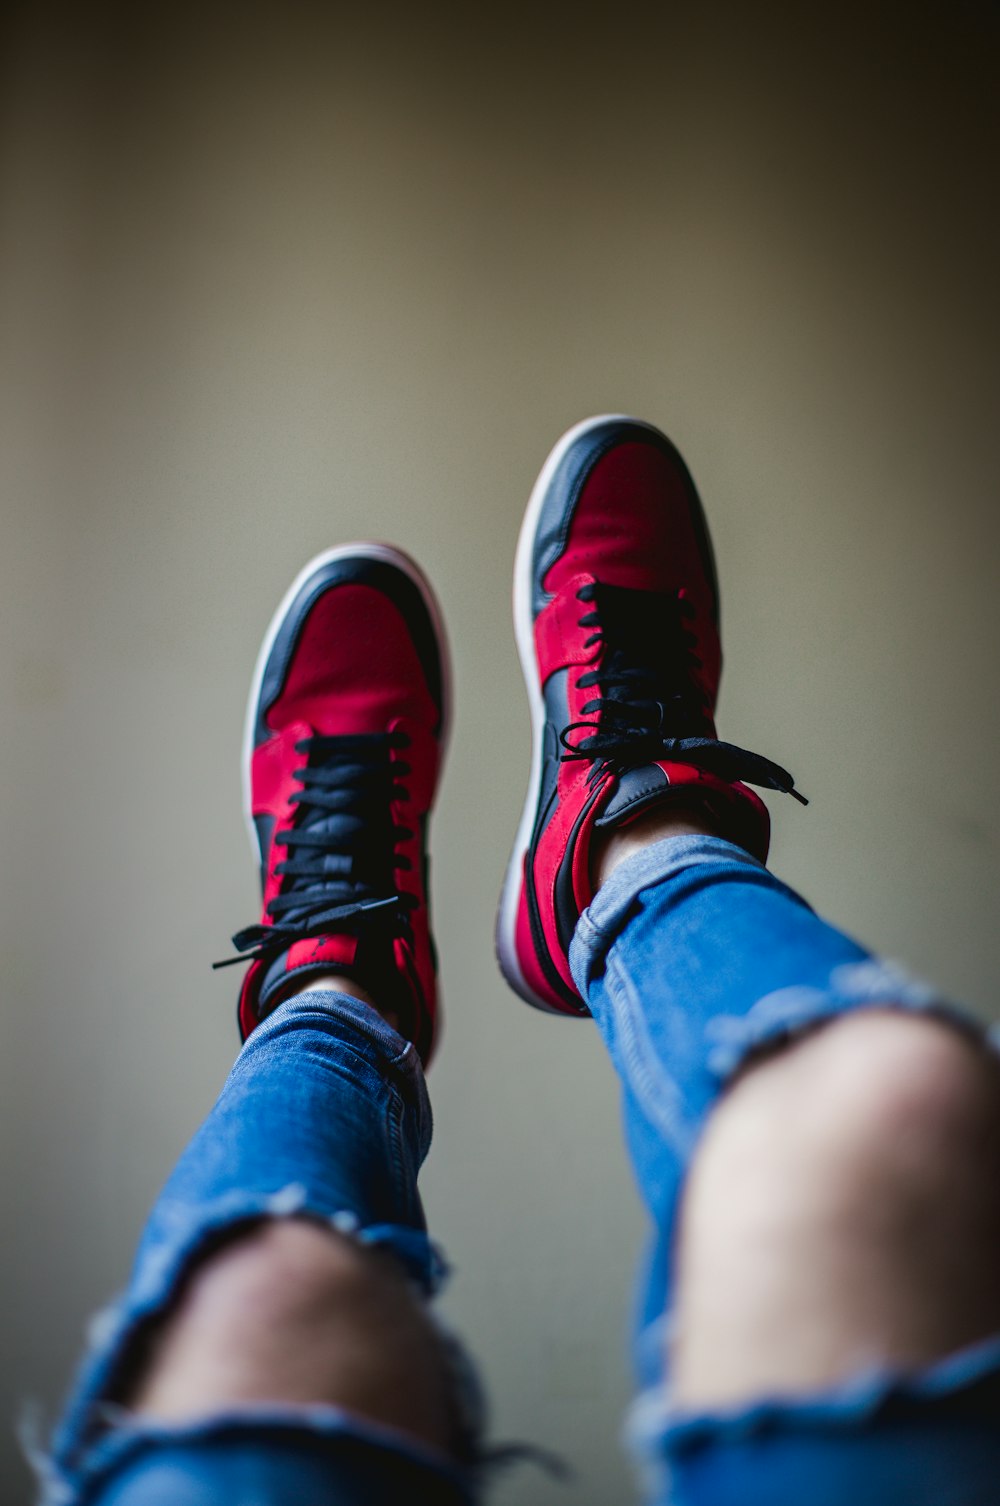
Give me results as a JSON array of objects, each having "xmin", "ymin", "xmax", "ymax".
[{"xmin": 570, "ymin": 835, "xmax": 766, "ymax": 998}]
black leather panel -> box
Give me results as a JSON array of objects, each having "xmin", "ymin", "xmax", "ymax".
[
  {"xmin": 595, "ymin": 764, "xmax": 668, "ymax": 827},
  {"xmin": 253, "ymin": 813, "xmax": 276, "ymax": 888},
  {"xmin": 535, "ymin": 667, "xmax": 569, "ymax": 838}
]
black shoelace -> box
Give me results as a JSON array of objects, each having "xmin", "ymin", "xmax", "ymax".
[
  {"xmin": 559, "ymin": 581, "xmax": 807, "ymax": 803},
  {"xmin": 214, "ymin": 731, "xmax": 415, "ymax": 970}
]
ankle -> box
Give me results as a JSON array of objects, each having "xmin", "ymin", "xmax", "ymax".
[
  {"xmin": 271, "ymin": 972, "xmax": 400, "ymax": 1033},
  {"xmin": 591, "ymin": 800, "xmax": 722, "ymax": 891}
]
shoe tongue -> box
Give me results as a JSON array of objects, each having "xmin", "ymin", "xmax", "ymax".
[
  {"xmin": 281, "ymin": 806, "xmax": 367, "ymax": 924},
  {"xmin": 595, "ymin": 764, "xmax": 670, "ymax": 828}
]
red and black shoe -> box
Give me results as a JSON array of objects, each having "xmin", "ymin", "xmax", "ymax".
[
  {"xmin": 496, "ymin": 415, "xmax": 806, "ymax": 1016},
  {"xmin": 216, "ymin": 544, "xmax": 450, "ymax": 1066}
]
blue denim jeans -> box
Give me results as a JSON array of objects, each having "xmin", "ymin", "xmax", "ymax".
[{"xmin": 45, "ymin": 837, "xmax": 1000, "ymax": 1505}]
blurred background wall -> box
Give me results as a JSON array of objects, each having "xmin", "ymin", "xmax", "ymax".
[{"xmin": 1, "ymin": 3, "xmax": 998, "ymax": 1501}]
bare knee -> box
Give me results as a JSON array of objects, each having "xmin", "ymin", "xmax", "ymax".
[
  {"xmin": 673, "ymin": 1011, "xmax": 1000, "ymax": 1405},
  {"xmin": 130, "ymin": 1220, "xmax": 459, "ymax": 1454},
  {"xmin": 158, "ymin": 1218, "xmax": 401, "ymax": 1332},
  {"xmin": 699, "ymin": 1009, "xmax": 1000, "ymax": 1204}
]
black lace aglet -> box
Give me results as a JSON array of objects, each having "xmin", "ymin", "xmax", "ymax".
[
  {"xmin": 789, "ymin": 788, "xmax": 809, "ymax": 806},
  {"xmin": 212, "ymin": 924, "xmax": 273, "ymax": 970}
]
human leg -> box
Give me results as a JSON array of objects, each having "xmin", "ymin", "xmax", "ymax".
[
  {"xmin": 500, "ymin": 415, "xmax": 1000, "ymax": 1504},
  {"xmin": 48, "ymin": 988, "xmax": 478, "ymax": 1506},
  {"xmin": 47, "ymin": 548, "xmax": 482, "ymax": 1505},
  {"xmin": 128, "ymin": 977, "xmax": 433, "ymax": 1429},
  {"xmin": 575, "ymin": 829, "xmax": 1000, "ymax": 1498},
  {"xmin": 124, "ymin": 991, "xmax": 459, "ymax": 1451},
  {"xmin": 671, "ymin": 1006, "xmax": 1000, "ymax": 1407}
]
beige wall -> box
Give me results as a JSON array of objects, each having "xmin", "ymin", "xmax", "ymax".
[{"xmin": 2, "ymin": 4, "xmax": 998, "ymax": 1501}]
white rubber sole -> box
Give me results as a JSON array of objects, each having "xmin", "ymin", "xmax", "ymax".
[
  {"xmin": 495, "ymin": 413, "xmax": 661, "ymax": 1011},
  {"xmin": 241, "ymin": 542, "xmax": 452, "ymax": 866}
]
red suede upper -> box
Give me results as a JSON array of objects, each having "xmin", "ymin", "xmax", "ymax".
[{"xmin": 267, "ymin": 585, "xmax": 439, "ymax": 737}]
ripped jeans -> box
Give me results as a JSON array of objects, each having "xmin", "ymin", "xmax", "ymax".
[{"xmin": 46, "ymin": 837, "xmax": 1000, "ymax": 1505}]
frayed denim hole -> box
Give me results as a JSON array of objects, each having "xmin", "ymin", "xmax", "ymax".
[
  {"xmin": 345, "ymin": 1223, "xmax": 442, "ymax": 1296},
  {"xmin": 634, "ymin": 1312, "xmax": 675, "ymax": 1393},
  {"xmin": 99, "ymin": 1200, "xmax": 338, "ymax": 1417},
  {"xmin": 651, "ymin": 1331, "xmax": 1000, "ymax": 1462},
  {"xmin": 828, "ymin": 957, "xmax": 939, "ymax": 1008},
  {"xmin": 57, "ymin": 1194, "xmax": 441, "ymax": 1474},
  {"xmin": 265, "ymin": 1183, "xmax": 310, "ymax": 1217},
  {"xmin": 703, "ymin": 960, "xmax": 989, "ymax": 1084},
  {"xmin": 604, "ymin": 955, "xmax": 697, "ymax": 1162},
  {"xmin": 622, "ymin": 1382, "xmax": 675, "ymax": 1506},
  {"xmin": 703, "ymin": 984, "xmax": 832, "ymax": 1079},
  {"xmin": 53, "ymin": 1411, "xmax": 486, "ymax": 1506}
]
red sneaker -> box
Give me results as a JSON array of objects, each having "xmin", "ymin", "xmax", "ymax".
[
  {"xmin": 497, "ymin": 416, "xmax": 805, "ymax": 1016},
  {"xmin": 216, "ymin": 544, "xmax": 450, "ymax": 1065}
]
